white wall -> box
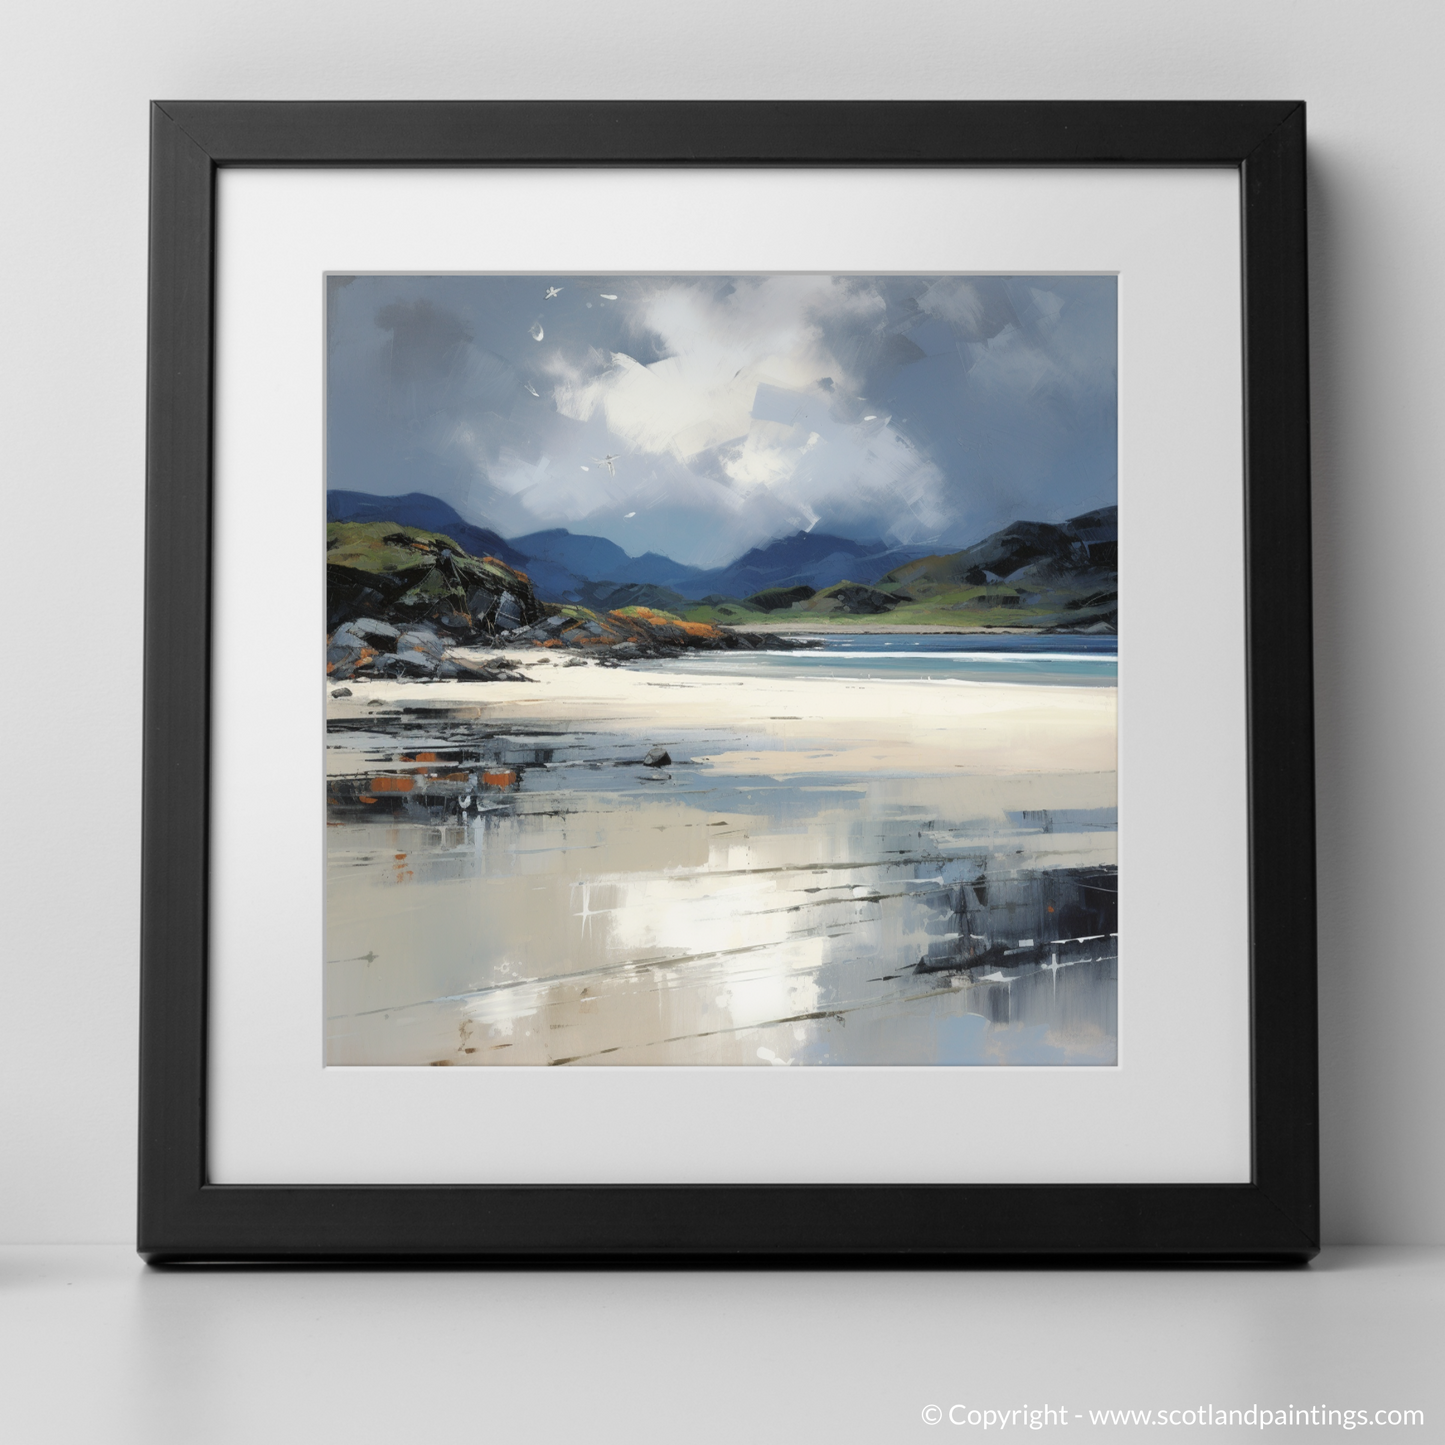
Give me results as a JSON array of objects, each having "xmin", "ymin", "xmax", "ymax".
[{"xmin": 1, "ymin": 0, "xmax": 1440, "ymax": 1245}]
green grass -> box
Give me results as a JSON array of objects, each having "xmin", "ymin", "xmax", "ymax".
[
  {"xmin": 326, "ymin": 521, "xmax": 526, "ymax": 592},
  {"xmin": 670, "ymin": 581, "xmax": 1111, "ymax": 630}
]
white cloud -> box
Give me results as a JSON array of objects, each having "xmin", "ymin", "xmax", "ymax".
[{"xmin": 533, "ymin": 276, "xmax": 952, "ymax": 543}]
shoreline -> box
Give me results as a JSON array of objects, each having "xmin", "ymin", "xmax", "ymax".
[
  {"xmin": 723, "ymin": 621, "xmax": 1113, "ymax": 636},
  {"xmin": 328, "ymin": 650, "xmax": 1117, "ymax": 779}
]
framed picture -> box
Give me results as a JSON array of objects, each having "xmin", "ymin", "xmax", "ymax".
[{"xmin": 140, "ymin": 101, "xmax": 1317, "ymax": 1261}]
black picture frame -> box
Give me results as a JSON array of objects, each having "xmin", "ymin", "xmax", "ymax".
[{"xmin": 140, "ymin": 100, "xmax": 1316, "ymax": 1263}]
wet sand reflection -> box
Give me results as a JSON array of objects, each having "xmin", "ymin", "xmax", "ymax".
[{"xmin": 325, "ymin": 673, "xmax": 1117, "ymax": 1066}]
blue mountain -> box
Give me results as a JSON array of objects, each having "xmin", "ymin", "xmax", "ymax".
[
  {"xmin": 677, "ymin": 532, "xmax": 938, "ymax": 600},
  {"xmin": 326, "ymin": 491, "xmax": 530, "ymax": 570},
  {"xmin": 513, "ymin": 529, "xmax": 707, "ymax": 591}
]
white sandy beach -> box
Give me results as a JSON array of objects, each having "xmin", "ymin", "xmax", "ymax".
[
  {"xmin": 328, "ymin": 648, "xmax": 1117, "ymax": 779},
  {"xmin": 324, "ymin": 644, "xmax": 1117, "ymax": 1067}
]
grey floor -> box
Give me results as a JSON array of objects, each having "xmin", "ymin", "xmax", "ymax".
[{"xmin": 0, "ymin": 1247, "xmax": 1439, "ymax": 1442}]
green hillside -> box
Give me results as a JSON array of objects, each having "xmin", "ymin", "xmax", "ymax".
[{"xmin": 326, "ymin": 521, "xmax": 545, "ymax": 635}]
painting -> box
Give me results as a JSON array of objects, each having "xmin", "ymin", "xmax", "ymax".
[{"xmin": 323, "ymin": 273, "xmax": 1117, "ymax": 1067}]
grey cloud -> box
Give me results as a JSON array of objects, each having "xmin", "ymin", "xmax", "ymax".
[
  {"xmin": 326, "ymin": 273, "xmax": 1116, "ymax": 566},
  {"xmin": 375, "ymin": 299, "xmax": 473, "ymax": 386}
]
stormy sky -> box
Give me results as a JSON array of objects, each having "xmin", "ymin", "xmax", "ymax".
[{"xmin": 326, "ymin": 273, "xmax": 1116, "ymax": 568}]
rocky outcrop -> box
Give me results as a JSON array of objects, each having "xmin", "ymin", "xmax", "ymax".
[
  {"xmin": 327, "ymin": 521, "xmax": 548, "ymax": 640},
  {"xmin": 494, "ymin": 605, "xmax": 808, "ymax": 661},
  {"xmin": 326, "ymin": 521, "xmax": 813, "ymax": 680},
  {"xmin": 746, "ymin": 584, "xmax": 816, "ymax": 612},
  {"xmin": 327, "ymin": 618, "xmax": 530, "ymax": 682}
]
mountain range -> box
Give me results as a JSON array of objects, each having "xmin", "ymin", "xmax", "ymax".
[
  {"xmin": 866, "ymin": 507, "xmax": 1117, "ymax": 630},
  {"xmin": 327, "ymin": 491, "xmax": 943, "ymax": 600},
  {"xmin": 324, "ymin": 489, "xmax": 1116, "ymax": 629},
  {"xmin": 684, "ymin": 532, "xmax": 937, "ymax": 600}
]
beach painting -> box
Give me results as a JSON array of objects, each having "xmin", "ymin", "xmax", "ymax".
[{"xmin": 324, "ymin": 274, "xmax": 1117, "ymax": 1066}]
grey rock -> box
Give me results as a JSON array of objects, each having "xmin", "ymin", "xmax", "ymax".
[
  {"xmin": 349, "ymin": 618, "xmax": 400, "ymax": 650},
  {"xmin": 396, "ymin": 629, "xmax": 446, "ymax": 659},
  {"xmin": 330, "ymin": 686, "xmax": 352, "ymax": 698},
  {"xmin": 494, "ymin": 591, "xmax": 523, "ymax": 632},
  {"xmin": 643, "ymin": 746, "xmax": 672, "ymax": 767},
  {"xmin": 331, "ymin": 623, "xmax": 365, "ymax": 648},
  {"xmin": 451, "ymin": 657, "xmax": 529, "ymax": 683}
]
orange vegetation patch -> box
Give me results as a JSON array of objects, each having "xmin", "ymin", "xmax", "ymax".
[
  {"xmin": 368, "ymin": 776, "xmax": 414, "ymax": 793},
  {"xmin": 608, "ymin": 606, "xmax": 721, "ymax": 641},
  {"xmin": 482, "ymin": 769, "xmax": 517, "ymax": 788}
]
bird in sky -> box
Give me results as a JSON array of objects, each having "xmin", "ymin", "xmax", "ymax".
[
  {"xmin": 592, "ymin": 454, "xmax": 620, "ymax": 475},
  {"xmin": 599, "ymin": 293, "xmax": 618, "ymax": 301},
  {"xmin": 544, "ymin": 286, "xmax": 562, "ymax": 299},
  {"xmin": 529, "ymin": 322, "xmax": 544, "ymax": 341},
  {"xmin": 624, "ymin": 511, "xmax": 636, "ymax": 518},
  {"xmin": 523, "ymin": 381, "xmax": 540, "ymax": 397}
]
